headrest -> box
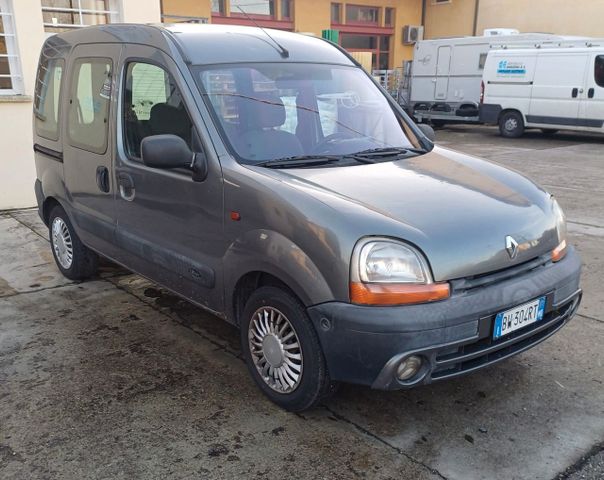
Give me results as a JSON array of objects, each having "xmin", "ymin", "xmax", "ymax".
[
  {"xmin": 149, "ymin": 103, "xmax": 190, "ymax": 137},
  {"xmin": 240, "ymin": 91, "xmax": 286, "ymax": 129}
]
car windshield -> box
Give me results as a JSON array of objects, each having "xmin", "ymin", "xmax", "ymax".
[{"xmin": 195, "ymin": 63, "xmax": 420, "ymax": 164}]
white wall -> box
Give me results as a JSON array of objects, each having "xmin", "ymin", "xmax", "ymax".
[{"xmin": 0, "ymin": 0, "xmax": 161, "ymax": 210}]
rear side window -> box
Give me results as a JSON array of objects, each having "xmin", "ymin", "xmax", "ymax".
[
  {"xmin": 123, "ymin": 62, "xmax": 193, "ymax": 159},
  {"xmin": 68, "ymin": 58, "xmax": 112, "ymax": 154},
  {"xmin": 596, "ymin": 56, "xmax": 604, "ymax": 88},
  {"xmin": 34, "ymin": 58, "xmax": 64, "ymax": 141}
]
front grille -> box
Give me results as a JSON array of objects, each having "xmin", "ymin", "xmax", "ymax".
[
  {"xmin": 451, "ymin": 254, "xmax": 551, "ymax": 293},
  {"xmin": 431, "ymin": 295, "xmax": 579, "ymax": 381}
]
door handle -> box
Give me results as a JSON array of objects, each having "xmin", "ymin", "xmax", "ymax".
[
  {"xmin": 117, "ymin": 172, "xmax": 135, "ymax": 201},
  {"xmin": 96, "ymin": 166, "xmax": 110, "ymax": 193},
  {"xmin": 588, "ymin": 88, "xmax": 595, "ymax": 98},
  {"xmin": 571, "ymin": 88, "xmax": 579, "ymax": 98}
]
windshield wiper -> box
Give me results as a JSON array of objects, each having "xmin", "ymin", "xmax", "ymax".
[
  {"xmin": 254, "ymin": 155, "xmax": 343, "ymax": 169},
  {"xmin": 353, "ymin": 146, "xmax": 427, "ymax": 158}
]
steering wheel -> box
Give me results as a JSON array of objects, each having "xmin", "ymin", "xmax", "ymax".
[{"xmin": 311, "ymin": 131, "xmax": 358, "ymax": 154}]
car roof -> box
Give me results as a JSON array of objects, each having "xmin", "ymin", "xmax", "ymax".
[{"xmin": 45, "ymin": 23, "xmax": 355, "ymax": 66}]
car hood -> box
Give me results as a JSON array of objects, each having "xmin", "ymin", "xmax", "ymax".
[{"xmin": 258, "ymin": 146, "xmax": 560, "ymax": 281}]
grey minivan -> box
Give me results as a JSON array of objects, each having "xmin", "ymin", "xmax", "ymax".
[{"xmin": 33, "ymin": 24, "xmax": 581, "ymax": 411}]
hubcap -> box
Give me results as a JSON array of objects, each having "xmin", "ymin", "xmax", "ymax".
[
  {"xmin": 248, "ymin": 306, "xmax": 303, "ymax": 393},
  {"xmin": 51, "ymin": 217, "xmax": 73, "ymax": 270},
  {"xmin": 505, "ymin": 118, "xmax": 518, "ymax": 131}
]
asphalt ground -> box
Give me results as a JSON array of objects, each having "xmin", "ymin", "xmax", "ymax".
[{"xmin": 1, "ymin": 125, "xmax": 602, "ymax": 479}]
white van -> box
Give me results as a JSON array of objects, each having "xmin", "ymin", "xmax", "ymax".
[
  {"xmin": 480, "ymin": 42, "xmax": 604, "ymax": 137},
  {"xmin": 405, "ymin": 32, "xmax": 585, "ymax": 125}
]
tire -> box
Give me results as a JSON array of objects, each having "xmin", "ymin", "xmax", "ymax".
[
  {"xmin": 541, "ymin": 128, "xmax": 559, "ymax": 135},
  {"xmin": 499, "ymin": 111, "xmax": 524, "ymax": 138},
  {"xmin": 240, "ymin": 286, "xmax": 334, "ymax": 412},
  {"xmin": 48, "ymin": 204, "xmax": 99, "ymax": 280}
]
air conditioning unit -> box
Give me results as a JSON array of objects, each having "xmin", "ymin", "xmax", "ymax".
[{"xmin": 403, "ymin": 25, "xmax": 424, "ymax": 45}]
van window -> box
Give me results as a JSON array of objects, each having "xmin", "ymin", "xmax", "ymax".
[
  {"xmin": 595, "ymin": 56, "xmax": 604, "ymax": 88},
  {"xmin": 34, "ymin": 58, "xmax": 64, "ymax": 141},
  {"xmin": 478, "ymin": 53, "xmax": 488, "ymax": 70},
  {"xmin": 68, "ymin": 58, "xmax": 112, "ymax": 154},
  {"xmin": 123, "ymin": 62, "xmax": 193, "ymax": 159}
]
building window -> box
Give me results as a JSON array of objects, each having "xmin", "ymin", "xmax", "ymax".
[
  {"xmin": 0, "ymin": 0, "xmax": 22, "ymax": 94},
  {"xmin": 230, "ymin": 0, "xmax": 275, "ymax": 17},
  {"xmin": 68, "ymin": 58, "xmax": 112, "ymax": 154},
  {"xmin": 384, "ymin": 7, "xmax": 394, "ymax": 27},
  {"xmin": 346, "ymin": 5, "xmax": 380, "ymax": 26},
  {"xmin": 41, "ymin": 1, "xmax": 120, "ymax": 33},
  {"xmin": 331, "ymin": 3, "xmax": 341, "ymax": 24},
  {"xmin": 34, "ymin": 58, "xmax": 64, "ymax": 140},
  {"xmin": 341, "ymin": 34, "xmax": 390, "ymax": 70},
  {"xmin": 280, "ymin": 0, "xmax": 292, "ymax": 20},
  {"xmin": 211, "ymin": 0, "xmax": 226, "ymax": 15}
]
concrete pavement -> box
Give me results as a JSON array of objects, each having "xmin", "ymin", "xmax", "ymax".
[{"xmin": 1, "ymin": 125, "xmax": 603, "ymax": 479}]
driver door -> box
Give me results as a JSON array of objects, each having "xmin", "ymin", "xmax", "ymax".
[{"xmin": 113, "ymin": 45, "xmax": 224, "ymax": 312}]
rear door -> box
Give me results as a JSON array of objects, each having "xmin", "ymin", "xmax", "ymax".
[
  {"xmin": 528, "ymin": 52, "xmax": 589, "ymax": 127},
  {"xmin": 62, "ymin": 44, "xmax": 121, "ymax": 257},
  {"xmin": 435, "ymin": 46, "xmax": 451, "ymax": 100},
  {"xmin": 113, "ymin": 44, "xmax": 224, "ymax": 312},
  {"xmin": 579, "ymin": 53, "xmax": 604, "ymax": 130}
]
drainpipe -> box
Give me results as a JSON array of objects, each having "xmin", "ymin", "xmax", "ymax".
[
  {"xmin": 421, "ymin": 0, "xmax": 426, "ymax": 32},
  {"xmin": 472, "ymin": 0, "xmax": 480, "ymax": 36}
]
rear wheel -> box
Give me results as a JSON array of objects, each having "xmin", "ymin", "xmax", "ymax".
[
  {"xmin": 499, "ymin": 111, "xmax": 524, "ymax": 138},
  {"xmin": 240, "ymin": 286, "xmax": 334, "ymax": 412},
  {"xmin": 49, "ymin": 204, "xmax": 98, "ymax": 280}
]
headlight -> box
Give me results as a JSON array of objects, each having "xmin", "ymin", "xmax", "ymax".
[
  {"xmin": 551, "ymin": 198, "xmax": 568, "ymax": 262},
  {"xmin": 358, "ymin": 240, "xmax": 428, "ymax": 283},
  {"xmin": 350, "ymin": 238, "xmax": 450, "ymax": 306}
]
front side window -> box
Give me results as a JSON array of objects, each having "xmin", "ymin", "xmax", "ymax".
[
  {"xmin": 68, "ymin": 58, "xmax": 112, "ymax": 154},
  {"xmin": 197, "ymin": 63, "xmax": 416, "ymax": 164},
  {"xmin": 595, "ymin": 55, "xmax": 604, "ymax": 88},
  {"xmin": 34, "ymin": 57, "xmax": 64, "ymax": 140},
  {"xmin": 41, "ymin": 0, "xmax": 120, "ymax": 33},
  {"xmin": 0, "ymin": 0, "xmax": 22, "ymax": 94},
  {"xmin": 123, "ymin": 62, "xmax": 193, "ymax": 159}
]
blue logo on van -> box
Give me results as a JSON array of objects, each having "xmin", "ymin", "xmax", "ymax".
[{"xmin": 497, "ymin": 60, "xmax": 526, "ymax": 75}]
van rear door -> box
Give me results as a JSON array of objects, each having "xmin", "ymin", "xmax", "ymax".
[
  {"xmin": 528, "ymin": 52, "xmax": 589, "ymax": 127},
  {"xmin": 579, "ymin": 53, "xmax": 604, "ymax": 130}
]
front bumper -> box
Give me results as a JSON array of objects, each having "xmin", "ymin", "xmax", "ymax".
[{"xmin": 307, "ymin": 247, "xmax": 582, "ymax": 390}]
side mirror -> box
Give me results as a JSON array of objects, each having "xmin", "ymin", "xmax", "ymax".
[
  {"xmin": 417, "ymin": 124, "xmax": 436, "ymax": 142},
  {"xmin": 141, "ymin": 134, "xmax": 194, "ymax": 169}
]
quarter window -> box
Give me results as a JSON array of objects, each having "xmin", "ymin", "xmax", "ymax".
[
  {"xmin": 595, "ymin": 56, "xmax": 604, "ymax": 88},
  {"xmin": 0, "ymin": 0, "xmax": 22, "ymax": 94},
  {"xmin": 34, "ymin": 57, "xmax": 64, "ymax": 140},
  {"xmin": 68, "ymin": 58, "xmax": 112, "ymax": 154},
  {"xmin": 123, "ymin": 62, "xmax": 194, "ymax": 159}
]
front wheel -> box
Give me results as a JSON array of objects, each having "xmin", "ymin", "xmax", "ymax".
[
  {"xmin": 49, "ymin": 204, "xmax": 99, "ymax": 280},
  {"xmin": 499, "ymin": 111, "xmax": 524, "ymax": 138},
  {"xmin": 240, "ymin": 286, "xmax": 334, "ymax": 411}
]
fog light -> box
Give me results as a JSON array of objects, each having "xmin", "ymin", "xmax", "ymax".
[{"xmin": 396, "ymin": 355, "xmax": 422, "ymax": 381}]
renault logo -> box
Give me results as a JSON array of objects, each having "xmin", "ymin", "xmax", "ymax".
[{"xmin": 505, "ymin": 235, "xmax": 519, "ymax": 259}]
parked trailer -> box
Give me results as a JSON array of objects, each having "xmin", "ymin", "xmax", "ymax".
[
  {"xmin": 405, "ymin": 32, "xmax": 588, "ymax": 125},
  {"xmin": 480, "ymin": 40, "xmax": 604, "ymax": 137}
]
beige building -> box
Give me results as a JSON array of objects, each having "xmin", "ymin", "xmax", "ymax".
[
  {"xmin": 0, "ymin": 0, "xmax": 160, "ymax": 210},
  {"xmin": 424, "ymin": 0, "xmax": 604, "ymax": 39}
]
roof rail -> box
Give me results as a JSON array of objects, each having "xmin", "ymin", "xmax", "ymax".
[{"xmin": 490, "ymin": 39, "xmax": 603, "ymax": 50}]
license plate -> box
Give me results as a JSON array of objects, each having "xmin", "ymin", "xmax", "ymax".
[{"xmin": 493, "ymin": 297, "xmax": 546, "ymax": 340}]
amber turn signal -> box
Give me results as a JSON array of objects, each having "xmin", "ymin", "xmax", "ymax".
[
  {"xmin": 350, "ymin": 282, "xmax": 450, "ymax": 306},
  {"xmin": 551, "ymin": 239, "xmax": 567, "ymax": 263}
]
